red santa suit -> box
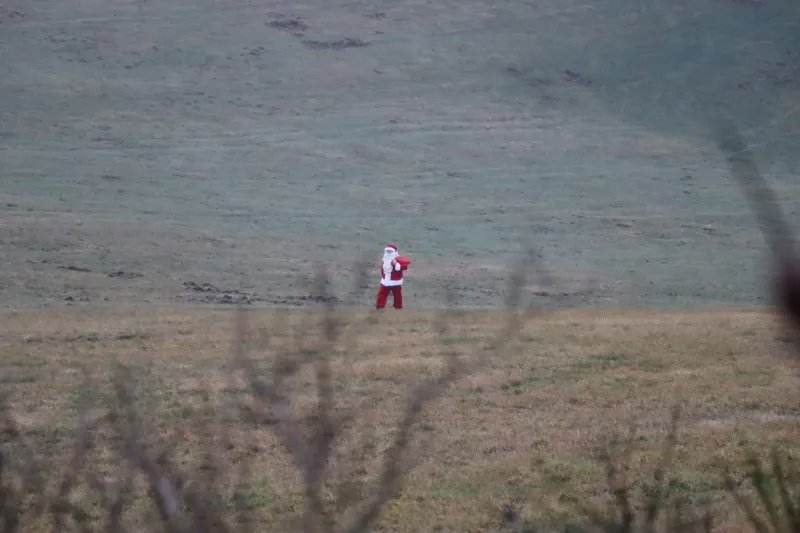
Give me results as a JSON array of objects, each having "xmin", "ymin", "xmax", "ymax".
[{"xmin": 376, "ymin": 243, "xmax": 410, "ymax": 309}]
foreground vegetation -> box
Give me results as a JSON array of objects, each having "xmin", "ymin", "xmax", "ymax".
[
  {"xmin": 3, "ymin": 77, "xmax": 798, "ymax": 533},
  {"xmin": 2, "ymin": 304, "xmax": 799, "ymax": 533}
]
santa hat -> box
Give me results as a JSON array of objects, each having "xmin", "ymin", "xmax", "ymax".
[{"xmin": 386, "ymin": 243, "xmax": 397, "ymax": 251}]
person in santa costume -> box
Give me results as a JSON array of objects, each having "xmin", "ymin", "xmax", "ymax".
[{"xmin": 376, "ymin": 243, "xmax": 411, "ymax": 309}]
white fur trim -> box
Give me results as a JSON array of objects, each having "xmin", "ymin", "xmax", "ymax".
[{"xmin": 381, "ymin": 278, "xmax": 403, "ymax": 287}]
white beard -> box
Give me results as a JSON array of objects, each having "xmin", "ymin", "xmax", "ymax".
[
  {"xmin": 382, "ymin": 250, "xmax": 398, "ymax": 276},
  {"xmin": 380, "ymin": 249, "xmax": 403, "ymax": 286}
]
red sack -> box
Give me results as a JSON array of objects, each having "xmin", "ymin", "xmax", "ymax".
[{"xmin": 395, "ymin": 256, "xmax": 411, "ymax": 270}]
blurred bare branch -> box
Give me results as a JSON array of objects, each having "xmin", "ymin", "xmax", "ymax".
[
  {"xmin": 341, "ymin": 354, "xmax": 464, "ymax": 533},
  {"xmin": 714, "ymin": 119, "xmax": 800, "ymax": 336},
  {"xmin": 225, "ymin": 253, "xmax": 545, "ymax": 533},
  {"xmin": 726, "ymin": 449, "xmax": 800, "ymax": 533},
  {"xmin": 572, "ymin": 406, "xmax": 712, "ymax": 533},
  {"xmin": 112, "ymin": 365, "xmax": 187, "ymax": 533},
  {"xmin": 0, "ymin": 247, "xmax": 573, "ymax": 533},
  {"xmin": 713, "ymin": 120, "xmax": 794, "ymax": 255}
]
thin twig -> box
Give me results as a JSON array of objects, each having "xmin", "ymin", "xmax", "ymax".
[
  {"xmin": 713, "ymin": 119, "xmax": 800, "ymax": 334},
  {"xmin": 112, "ymin": 365, "xmax": 186, "ymax": 533},
  {"xmin": 342, "ymin": 355, "xmax": 464, "ymax": 533}
]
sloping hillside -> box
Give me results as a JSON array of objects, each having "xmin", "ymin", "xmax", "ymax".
[{"xmin": 1, "ymin": 0, "xmax": 799, "ymax": 308}]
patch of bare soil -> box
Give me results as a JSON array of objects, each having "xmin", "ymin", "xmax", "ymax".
[
  {"xmin": 182, "ymin": 281, "xmax": 263, "ymax": 305},
  {"xmin": 268, "ymin": 15, "xmax": 309, "ymax": 33},
  {"xmin": 107, "ymin": 271, "xmax": 144, "ymax": 279},
  {"xmin": 0, "ymin": 5, "xmax": 25, "ymax": 23},
  {"xmin": 713, "ymin": 0, "xmax": 764, "ymax": 6},
  {"xmin": 738, "ymin": 60, "xmax": 800, "ymax": 90},
  {"xmin": 57, "ymin": 265, "xmax": 92, "ymax": 273},
  {"xmin": 563, "ymin": 69, "xmax": 593, "ymax": 86},
  {"xmin": 504, "ymin": 66, "xmax": 594, "ymax": 103},
  {"xmin": 267, "ymin": 14, "xmax": 368, "ymax": 51},
  {"xmin": 302, "ymin": 37, "xmax": 369, "ymax": 50},
  {"xmin": 181, "ymin": 281, "xmax": 340, "ymax": 306}
]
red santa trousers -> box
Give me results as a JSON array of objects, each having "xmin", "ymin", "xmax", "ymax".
[{"xmin": 376, "ymin": 284, "xmax": 403, "ymax": 309}]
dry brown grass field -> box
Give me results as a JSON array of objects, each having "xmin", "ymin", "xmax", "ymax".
[{"xmin": 3, "ymin": 305, "xmax": 800, "ymax": 532}]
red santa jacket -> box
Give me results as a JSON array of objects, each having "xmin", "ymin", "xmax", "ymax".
[{"xmin": 380, "ymin": 256, "xmax": 411, "ymax": 286}]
